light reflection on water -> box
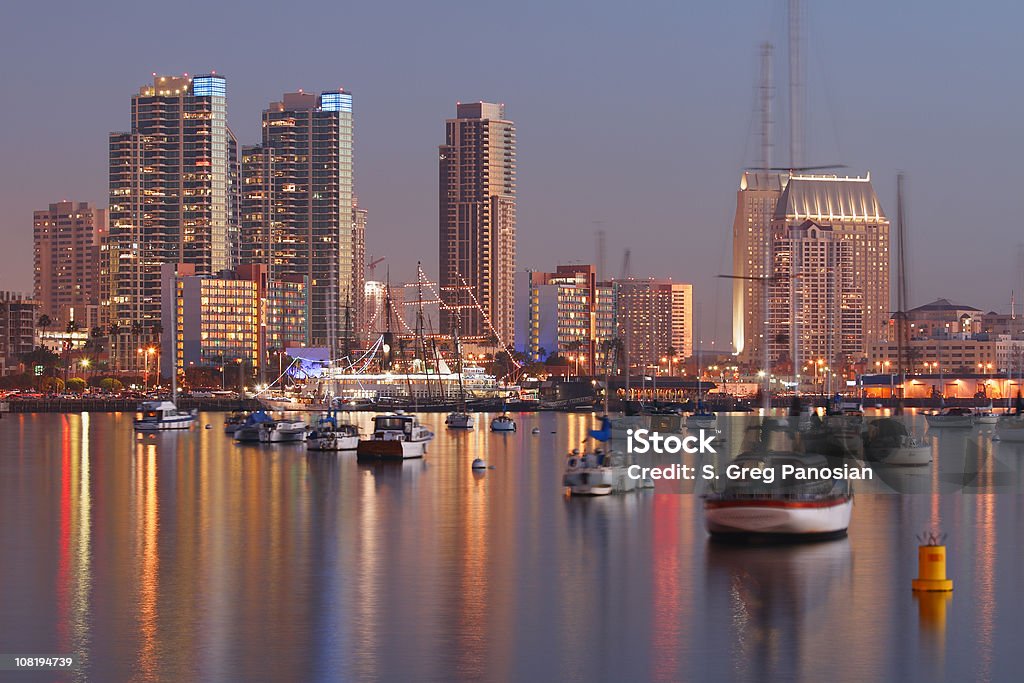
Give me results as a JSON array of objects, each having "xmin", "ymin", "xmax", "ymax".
[{"xmin": 0, "ymin": 410, "xmax": 1020, "ymax": 682}]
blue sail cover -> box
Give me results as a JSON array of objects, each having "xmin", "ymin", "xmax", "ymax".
[
  {"xmin": 588, "ymin": 416, "xmax": 612, "ymax": 442},
  {"xmin": 244, "ymin": 411, "xmax": 274, "ymax": 426}
]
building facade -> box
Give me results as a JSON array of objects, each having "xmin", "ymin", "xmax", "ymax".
[
  {"xmin": 33, "ymin": 201, "xmax": 107, "ymax": 327},
  {"xmin": 732, "ymin": 171, "xmax": 786, "ymax": 364},
  {"xmin": 0, "ymin": 292, "xmax": 39, "ymax": 376},
  {"xmin": 518, "ymin": 265, "xmax": 598, "ymax": 373},
  {"xmin": 765, "ymin": 174, "xmax": 889, "ymax": 371},
  {"xmin": 102, "ymin": 73, "xmax": 239, "ymax": 369},
  {"xmin": 239, "ymin": 90, "xmax": 358, "ymax": 355},
  {"xmin": 615, "ymin": 279, "xmax": 693, "ymax": 374},
  {"xmin": 160, "ymin": 263, "xmax": 309, "ymax": 378},
  {"xmin": 439, "ymin": 102, "xmax": 516, "ymax": 346}
]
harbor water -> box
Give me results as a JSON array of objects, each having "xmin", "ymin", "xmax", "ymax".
[{"xmin": 1, "ymin": 410, "xmax": 1022, "ymax": 682}]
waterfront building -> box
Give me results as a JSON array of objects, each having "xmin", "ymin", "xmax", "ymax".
[
  {"xmin": 33, "ymin": 201, "xmax": 107, "ymax": 328},
  {"xmin": 0, "ymin": 292, "xmax": 39, "ymax": 376},
  {"xmin": 517, "ymin": 265, "xmax": 597, "ymax": 374},
  {"xmin": 614, "ymin": 279, "xmax": 692, "ymax": 374},
  {"xmin": 239, "ymin": 89, "xmax": 359, "ymax": 355},
  {"xmin": 102, "ymin": 73, "xmax": 239, "ymax": 369},
  {"xmin": 765, "ymin": 174, "xmax": 889, "ymax": 372},
  {"xmin": 594, "ymin": 282, "xmax": 618, "ymax": 371},
  {"xmin": 159, "ymin": 263, "xmax": 309, "ymax": 379},
  {"xmin": 438, "ymin": 102, "xmax": 516, "ymax": 346},
  {"xmin": 732, "ymin": 171, "xmax": 787, "ymax": 364}
]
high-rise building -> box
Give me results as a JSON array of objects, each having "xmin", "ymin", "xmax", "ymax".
[
  {"xmin": 766, "ymin": 174, "xmax": 889, "ymax": 370},
  {"xmin": 731, "ymin": 171, "xmax": 787, "ymax": 364},
  {"xmin": 517, "ymin": 265, "xmax": 597, "ymax": 374},
  {"xmin": 0, "ymin": 292, "xmax": 39, "ymax": 376},
  {"xmin": 615, "ymin": 279, "xmax": 693, "ymax": 373},
  {"xmin": 159, "ymin": 263, "xmax": 309, "ymax": 378},
  {"xmin": 33, "ymin": 201, "xmax": 107, "ymax": 327},
  {"xmin": 239, "ymin": 89, "xmax": 358, "ymax": 355},
  {"xmin": 102, "ymin": 73, "xmax": 239, "ymax": 369},
  {"xmin": 439, "ymin": 102, "xmax": 516, "ymax": 346}
]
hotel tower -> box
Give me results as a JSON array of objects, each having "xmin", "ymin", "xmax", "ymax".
[{"xmin": 438, "ymin": 102, "xmax": 516, "ymax": 345}]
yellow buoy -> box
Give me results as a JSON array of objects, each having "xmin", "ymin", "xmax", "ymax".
[{"xmin": 912, "ymin": 543, "xmax": 953, "ymax": 592}]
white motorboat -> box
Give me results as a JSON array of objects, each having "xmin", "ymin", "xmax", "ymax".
[
  {"xmin": 445, "ymin": 412, "xmax": 474, "ymax": 429},
  {"xmin": 704, "ymin": 451, "xmax": 853, "ymax": 539},
  {"xmin": 133, "ymin": 400, "xmax": 197, "ymax": 431},
  {"xmin": 863, "ymin": 418, "xmax": 931, "ymax": 466},
  {"xmin": 306, "ymin": 415, "xmax": 359, "ymax": 451},
  {"xmin": 233, "ymin": 412, "xmax": 306, "ymax": 443},
  {"xmin": 924, "ymin": 406, "xmax": 974, "ymax": 428},
  {"xmin": 261, "ymin": 420, "xmax": 307, "ymax": 443},
  {"xmin": 356, "ymin": 412, "xmax": 435, "ymax": 460},
  {"xmin": 490, "ymin": 413, "xmax": 517, "ymax": 432}
]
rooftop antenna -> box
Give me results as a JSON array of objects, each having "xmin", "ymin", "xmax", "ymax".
[
  {"xmin": 788, "ymin": 0, "xmax": 803, "ymax": 169},
  {"xmin": 595, "ymin": 225, "xmax": 606, "ymax": 283},
  {"xmin": 757, "ymin": 42, "xmax": 774, "ymax": 171}
]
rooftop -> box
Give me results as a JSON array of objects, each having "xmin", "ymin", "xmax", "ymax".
[{"xmin": 773, "ymin": 173, "xmax": 885, "ymax": 222}]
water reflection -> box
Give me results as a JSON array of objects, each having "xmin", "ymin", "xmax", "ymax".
[{"xmin": 0, "ymin": 411, "xmax": 1021, "ymax": 681}]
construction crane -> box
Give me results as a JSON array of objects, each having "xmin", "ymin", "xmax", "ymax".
[{"xmin": 366, "ymin": 256, "xmax": 386, "ymax": 280}]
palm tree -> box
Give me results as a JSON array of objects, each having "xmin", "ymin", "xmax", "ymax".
[
  {"xmin": 66, "ymin": 319, "xmax": 80, "ymax": 334},
  {"xmin": 37, "ymin": 314, "xmax": 52, "ymax": 337},
  {"xmin": 107, "ymin": 323, "xmax": 121, "ymax": 369}
]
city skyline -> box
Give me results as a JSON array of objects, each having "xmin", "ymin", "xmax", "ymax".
[{"xmin": 3, "ymin": 1, "xmax": 1024, "ymax": 350}]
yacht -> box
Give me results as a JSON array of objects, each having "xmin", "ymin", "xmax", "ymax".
[
  {"xmin": 133, "ymin": 400, "xmax": 197, "ymax": 431},
  {"xmin": 356, "ymin": 412, "xmax": 435, "ymax": 460},
  {"xmin": 685, "ymin": 403, "xmax": 717, "ymax": 431},
  {"xmin": 703, "ymin": 451, "xmax": 853, "ymax": 539},
  {"xmin": 445, "ymin": 412, "xmax": 474, "ymax": 429},
  {"xmin": 234, "ymin": 412, "xmax": 307, "ymax": 443},
  {"xmin": 973, "ymin": 404, "xmax": 999, "ymax": 425},
  {"xmin": 924, "ymin": 406, "xmax": 974, "ymax": 428},
  {"xmin": 490, "ymin": 413, "xmax": 517, "ymax": 432},
  {"xmin": 306, "ymin": 415, "xmax": 360, "ymax": 451}
]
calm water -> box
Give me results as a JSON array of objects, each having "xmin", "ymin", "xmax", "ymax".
[{"xmin": 1, "ymin": 410, "xmax": 1023, "ymax": 682}]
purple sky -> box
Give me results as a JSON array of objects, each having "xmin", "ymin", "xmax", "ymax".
[{"xmin": 2, "ymin": 0, "xmax": 1021, "ymax": 347}]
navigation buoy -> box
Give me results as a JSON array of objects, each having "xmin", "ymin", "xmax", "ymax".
[
  {"xmin": 912, "ymin": 533, "xmax": 953, "ymax": 592},
  {"xmin": 471, "ymin": 458, "xmax": 487, "ymax": 470},
  {"xmin": 531, "ymin": 427, "xmax": 540, "ymax": 434}
]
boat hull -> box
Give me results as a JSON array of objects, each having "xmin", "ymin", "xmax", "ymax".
[
  {"xmin": 704, "ymin": 496, "xmax": 853, "ymax": 538},
  {"xmin": 491, "ymin": 420, "xmax": 516, "ymax": 432},
  {"xmin": 134, "ymin": 417, "xmax": 195, "ymax": 432},
  {"xmin": 260, "ymin": 428, "xmax": 306, "ymax": 443},
  {"xmin": 307, "ymin": 435, "xmax": 359, "ymax": 451},
  {"xmin": 880, "ymin": 445, "xmax": 932, "ymax": 466},
  {"xmin": 356, "ymin": 439, "xmax": 428, "ymax": 460}
]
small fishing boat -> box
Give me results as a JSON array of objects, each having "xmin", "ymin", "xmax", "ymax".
[
  {"xmin": 356, "ymin": 412, "xmax": 435, "ymax": 460},
  {"xmin": 133, "ymin": 400, "xmax": 197, "ymax": 431},
  {"xmin": 924, "ymin": 406, "xmax": 974, "ymax": 428},
  {"xmin": 306, "ymin": 414, "xmax": 359, "ymax": 451},
  {"xmin": 490, "ymin": 413, "xmax": 517, "ymax": 432}
]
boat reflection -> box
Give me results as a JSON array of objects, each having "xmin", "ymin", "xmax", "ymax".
[{"xmin": 704, "ymin": 538, "xmax": 852, "ymax": 681}]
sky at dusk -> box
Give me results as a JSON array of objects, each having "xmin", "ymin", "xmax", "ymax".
[{"xmin": 2, "ymin": 0, "xmax": 1021, "ymax": 347}]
